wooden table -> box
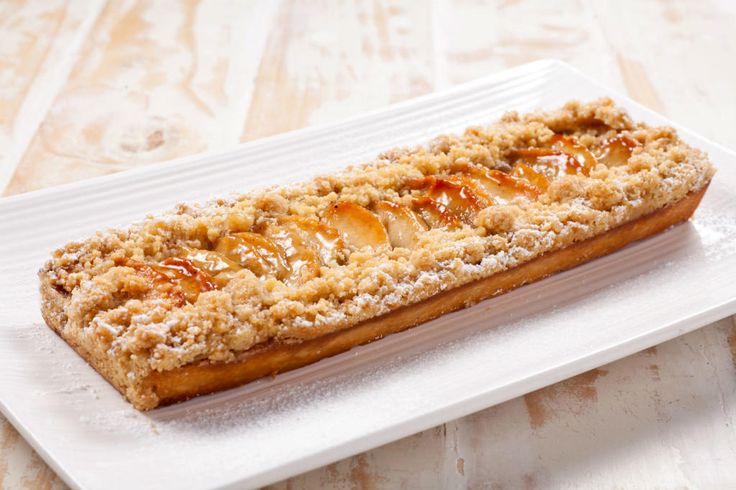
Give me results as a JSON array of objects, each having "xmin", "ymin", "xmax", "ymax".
[{"xmin": 2, "ymin": 1, "xmax": 735, "ymax": 488}]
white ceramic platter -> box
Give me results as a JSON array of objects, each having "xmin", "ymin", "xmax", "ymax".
[{"xmin": 1, "ymin": 60, "xmax": 735, "ymax": 490}]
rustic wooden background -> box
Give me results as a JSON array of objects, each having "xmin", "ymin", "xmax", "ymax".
[{"xmin": 1, "ymin": 0, "xmax": 735, "ymax": 488}]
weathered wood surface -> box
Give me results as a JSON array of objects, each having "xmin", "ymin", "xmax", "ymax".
[{"xmin": 1, "ymin": 0, "xmax": 735, "ymax": 488}]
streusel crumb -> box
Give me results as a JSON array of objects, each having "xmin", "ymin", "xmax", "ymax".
[{"xmin": 41, "ymin": 99, "xmax": 715, "ymax": 408}]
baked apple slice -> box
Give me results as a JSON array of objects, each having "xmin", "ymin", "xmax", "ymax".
[
  {"xmin": 444, "ymin": 174, "xmax": 495, "ymax": 204},
  {"xmin": 374, "ymin": 200, "xmax": 428, "ymax": 248},
  {"xmin": 155, "ymin": 257, "xmax": 217, "ymax": 303},
  {"xmin": 512, "ymin": 147, "xmax": 577, "ymax": 179},
  {"xmin": 181, "ymin": 248, "xmax": 243, "ymax": 287},
  {"xmin": 215, "ymin": 232, "xmax": 290, "ymax": 279},
  {"xmin": 512, "ymin": 134, "xmax": 596, "ymax": 179},
  {"xmin": 126, "ymin": 257, "xmax": 216, "ymax": 305},
  {"xmin": 325, "ymin": 202, "xmax": 390, "ymax": 249},
  {"xmin": 425, "ymin": 177, "xmax": 488, "ymax": 224},
  {"xmin": 411, "ymin": 197, "xmax": 462, "ymax": 229},
  {"xmin": 461, "ymin": 165, "xmax": 540, "ymax": 203},
  {"xmin": 550, "ymin": 134, "xmax": 597, "ymax": 175},
  {"xmin": 510, "ymin": 163, "xmax": 550, "ymax": 192},
  {"xmin": 279, "ymin": 216, "xmax": 345, "ymax": 265},
  {"xmin": 597, "ymin": 135, "xmax": 640, "ymax": 166},
  {"xmin": 261, "ymin": 222, "xmax": 321, "ymax": 283}
]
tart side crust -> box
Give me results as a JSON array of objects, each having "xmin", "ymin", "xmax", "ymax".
[
  {"xmin": 38, "ymin": 99, "xmax": 716, "ymax": 410},
  {"xmin": 40, "ymin": 186, "xmax": 704, "ymax": 410},
  {"xmin": 41, "ymin": 274, "xmax": 158, "ymax": 408}
]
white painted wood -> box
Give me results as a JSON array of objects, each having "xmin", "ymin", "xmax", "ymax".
[
  {"xmin": 4, "ymin": 0, "xmax": 279, "ymax": 195},
  {"xmin": 0, "ymin": 0, "xmax": 104, "ymax": 194},
  {"xmin": 274, "ymin": 319, "xmax": 736, "ymax": 489}
]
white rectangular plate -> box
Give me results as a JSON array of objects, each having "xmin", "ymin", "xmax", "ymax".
[{"xmin": 1, "ymin": 60, "xmax": 736, "ymax": 490}]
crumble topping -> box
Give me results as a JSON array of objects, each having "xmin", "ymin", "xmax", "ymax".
[{"xmin": 41, "ymin": 99, "xmax": 715, "ymax": 406}]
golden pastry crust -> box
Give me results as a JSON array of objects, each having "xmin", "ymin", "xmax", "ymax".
[{"xmin": 40, "ymin": 99, "xmax": 715, "ymax": 409}]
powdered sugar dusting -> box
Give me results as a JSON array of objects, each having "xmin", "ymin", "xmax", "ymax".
[
  {"xmin": 38, "ymin": 99, "xmax": 717, "ymax": 409},
  {"xmin": 692, "ymin": 210, "xmax": 736, "ymax": 260}
]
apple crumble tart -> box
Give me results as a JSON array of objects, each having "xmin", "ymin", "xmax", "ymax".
[{"xmin": 40, "ymin": 99, "xmax": 714, "ymax": 410}]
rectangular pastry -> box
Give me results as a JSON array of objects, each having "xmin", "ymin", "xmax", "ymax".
[{"xmin": 40, "ymin": 99, "xmax": 715, "ymax": 410}]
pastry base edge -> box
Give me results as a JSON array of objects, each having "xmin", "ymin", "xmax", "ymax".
[{"xmin": 39, "ymin": 185, "xmax": 709, "ymax": 410}]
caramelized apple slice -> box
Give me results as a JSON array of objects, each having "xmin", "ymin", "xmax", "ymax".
[
  {"xmin": 120, "ymin": 257, "xmax": 216, "ymax": 305},
  {"xmin": 513, "ymin": 148, "xmax": 578, "ymax": 179},
  {"xmin": 550, "ymin": 134, "xmax": 597, "ymax": 175},
  {"xmin": 511, "ymin": 163, "xmax": 550, "ymax": 192},
  {"xmin": 181, "ymin": 248, "xmax": 243, "ymax": 287},
  {"xmin": 444, "ymin": 174, "xmax": 495, "ymax": 204},
  {"xmin": 462, "ymin": 165, "xmax": 540, "ymax": 203},
  {"xmin": 215, "ymin": 232, "xmax": 290, "ymax": 279},
  {"xmin": 154, "ymin": 257, "xmax": 217, "ymax": 303},
  {"xmin": 411, "ymin": 197, "xmax": 461, "ymax": 229},
  {"xmin": 261, "ymin": 222, "xmax": 321, "ymax": 283},
  {"xmin": 513, "ymin": 135, "xmax": 596, "ymax": 179},
  {"xmin": 408, "ymin": 175, "xmax": 491, "ymax": 206},
  {"xmin": 425, "ymin": 178, "xmax": 488, "ymax": 224},
  {"xmin": 597, "ymin": 135, "xmax": 640, "ymax": 166},
  {"xmin": 374, "ymin": 201, "xmax": 428, "ymax": 248},
  {"xmin": 325, "ymin": 202, "xmax": 390, "ymax": 249},
  {"xmin": 279, "ymin": 216, "xmax": 345, "ymax": 265}
]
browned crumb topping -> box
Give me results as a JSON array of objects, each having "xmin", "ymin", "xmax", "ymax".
[{"xmin": 41, "ymin": 99, "xmax": 714, "ymax": 407}]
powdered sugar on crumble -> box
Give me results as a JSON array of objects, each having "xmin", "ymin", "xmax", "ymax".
[{"xmin": 40, "ymin": 99, "xmax": 715, "ymax": 409}]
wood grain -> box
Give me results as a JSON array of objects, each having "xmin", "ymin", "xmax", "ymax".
[
  {"xmin": 4, "ymin": 0, "xmax": 279, "ymax": 195},
  {"xmin": 269, "ymin": 319, "xmax": 736, "ymax": 489},
  {"xmin": 0, "ymin": 418, "xmax": 66, "ymax": 490},
  {"xmin": 592, "ymin": 0, "xmax": 736, "ymax": 146},
  {"xmin": 241, "ymin": 0, "xmax": 434, "ymax": 141},
  {"xmin": 2, "ymin": 0, "xmax": 736, "ymax": 488},
  {"xmin": 0, "ymin": 0, "xmax": 103, "ymax": 192},
  {"xmin": 437, "ymin": 0, "xmax": 624, "ymax": 89}
]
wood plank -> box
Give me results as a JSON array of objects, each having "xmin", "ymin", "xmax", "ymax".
[
  {"xmin": 0, "ymin": 417, "xmax": 66, "ymax": 489},
  {"xmin": 592, "ymin": 0, "xmax": 736, "ymax": 146},
  {"xmin": 270, "ymin": 319, "xmax": 736, "ymax": 488},
  {"xmin": 0, "ymin": 0, "xmax": 103, "ymax": 193},
  {"xmin": 436, "ymin": 0, "xmax": 625, "ymax": 90},
  {"xmin": 4, "ymin": 0, "xmax": 279, "ymax": 196},
  {"xmin": 241, "ymin": 0, "xmax": 435, "ymax": 141}
]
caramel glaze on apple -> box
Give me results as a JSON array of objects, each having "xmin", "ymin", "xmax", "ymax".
[{"xmin": 127, "ymin": 134, "xmax": 640, "ymax": 302}]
